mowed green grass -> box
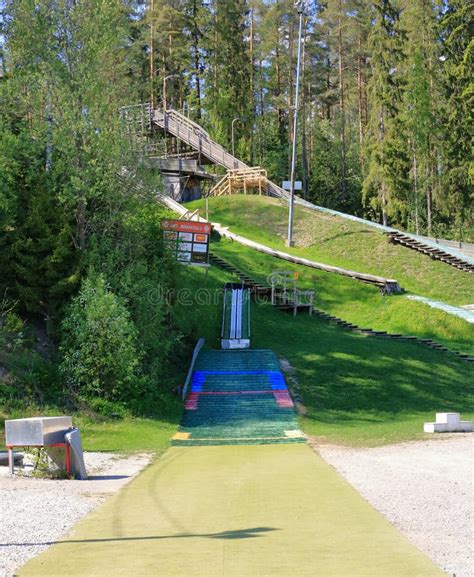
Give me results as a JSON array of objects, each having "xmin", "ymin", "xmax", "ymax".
[
  {"xmin": 186, "ymin": 196, "xmax": 473, "ymax": 355},
  {"xmin": 188, "ymin": 195, "xmax": 473, "ymax": 305},
  {"xmin": 251, "ymin": 302, "xmax": 473, "ymax": 446},
  {"xmin": 0, "ymin": 404, "xmax": 181, "ymax": 455}
]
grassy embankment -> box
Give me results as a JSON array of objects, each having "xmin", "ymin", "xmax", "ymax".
[
  {"xmin": 187, "ymin": 195, "xmax": 474, "ymax": 356},
  {"xmin": 175, "ymin": 264, "xmax": 473, "ymax": 446},
  {"xmin": 2, "ymin": 199, "xmax": 472, "ymax": 449},
  {"xmin": 0, "ymin": 263, "xmax": 235, "ymax": 454}
]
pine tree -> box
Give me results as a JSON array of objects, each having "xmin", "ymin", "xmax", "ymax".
[
  {"xmin": 439, "ymin": 0, "xmax": 473, "ymax": 239},
  {"xmin": 204, "ymin": 0, "xmax": 253, "ymax": 159},
  {"xmin": 363, "ymin": 0, "xmax": 409, "ymax": 226},
  {"xmin": 400, "ymin": 0, "xmax": 443, "ymax": 235}
]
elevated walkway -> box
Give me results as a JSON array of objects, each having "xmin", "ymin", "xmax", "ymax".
[{"xmin": 150, "ymin": 106, "xmax": 473, "ymax": 273}]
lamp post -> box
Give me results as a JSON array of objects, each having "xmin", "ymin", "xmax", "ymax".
[
  {"xmin": 163, "ymin": 74, "xmax": 179, "ymax": 112},
  {"xmin": 231, "ymin": 117, "xmax": 240, "ymax": 157},
  {"xmin": 286, "ymin": 0, "xmax": 306, "ymax": 248},
  {"xmin": 183, "ymin": 102, "xmax": 194, "ymax": 118}
]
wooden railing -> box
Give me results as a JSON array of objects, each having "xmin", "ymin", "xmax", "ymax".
[{"xmin": 208, "ymin": 167, "xmax": 268, "ymax": 197}]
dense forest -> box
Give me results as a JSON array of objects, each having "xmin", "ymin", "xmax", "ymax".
[
  {"xmin": 142, "ymin": 0, "xmax": 472, "ymax": 237},
  {"xmin": 0, "ymin": 0, "xmax": 472, "ymax": 411}
]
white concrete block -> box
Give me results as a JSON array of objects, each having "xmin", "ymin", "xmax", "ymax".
[
  {"xmin": 424, "ymin": 413, "xmax": 472, "ymax": 433},
  {"xmin": 436, "ymin": 413, "xmax": 460, "ymax": 426},
  {"xmin": 458, "ymin": 421, "xmax": 473, "ymax": 432},
  {"xmin": 424, "ymin": 423, "xmax": 448, "ymax": 433}
]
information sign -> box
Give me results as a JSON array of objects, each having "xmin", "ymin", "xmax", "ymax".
[{"xmin": 162, "ymin": 219, "xmax": 211, "ymax": 267}]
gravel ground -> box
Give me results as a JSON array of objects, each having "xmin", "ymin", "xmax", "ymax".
[
  {"xmin": 0, "ymin": 452, "xmax": 151, "ymax": 577},
  {"xmin": 314, "ymin": 435, "xmax": 473, "ymax": 577}
]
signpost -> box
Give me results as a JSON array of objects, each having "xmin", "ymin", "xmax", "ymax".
[
  {"xmin": 282, "ymin": 181, "xmax": 302, "ymax": 191},
  {"xmin": 162, "ymin": 219, "xmax": 211, "ymax": 267}
]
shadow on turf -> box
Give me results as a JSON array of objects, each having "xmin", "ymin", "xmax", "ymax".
[{"xmin": 3, "ymin": 527, "xmax": 279, "ymax": 547}]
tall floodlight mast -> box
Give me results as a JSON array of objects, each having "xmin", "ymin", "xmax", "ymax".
[{"xmin": 286, "ymin": 0, "xmax": 307, "ymax": 247}]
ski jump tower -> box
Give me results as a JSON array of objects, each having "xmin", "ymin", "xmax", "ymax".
[{"xmin": 119, "ymin": 103, "xmax": 292, "ymax": 203}]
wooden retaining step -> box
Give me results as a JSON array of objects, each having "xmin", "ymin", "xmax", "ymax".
[{"xmin": 387, "ymin": 232, "xmax": 474, "ymax": 273}]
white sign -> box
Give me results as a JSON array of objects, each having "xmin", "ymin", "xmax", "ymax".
[
  {"xmin": 177, "ymin": 252, "xmax": 192, "ymax": 262},
  {"xmin": 192, "ymin": 243, "xmax": 208, "ymax": 253},
  {"xmin": 282, "ymin": 180, "xmax": 302, "ymax": 191}
]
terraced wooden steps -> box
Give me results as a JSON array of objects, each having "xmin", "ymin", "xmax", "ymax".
[{"xmin": 388, "ymin": 232, "xmax": 474, "ymax": 273}]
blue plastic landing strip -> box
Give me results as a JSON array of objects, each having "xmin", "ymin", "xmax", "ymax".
[
  {"xmin": 193, "ymin": 370, "xmax": 283, "ymax": 377},
  {"xmin": 190, "ymin": 369, "xmax": 289, "ymax": 394}
]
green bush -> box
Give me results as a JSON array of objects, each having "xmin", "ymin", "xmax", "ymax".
[
  {"xmin": 60, "ymin": 273, "xmax": 141, "ymax": 401},
  {"xmin": 1, "ymin": 312, "xmax": 25, "ymax": 351}
]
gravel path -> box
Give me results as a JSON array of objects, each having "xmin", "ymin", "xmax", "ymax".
[
  {"xmin": 314, "ymin": 435, "xmax": 473, "ymax": 577},
  {"xmin": 0, "ymin": 452, "xmax": 151, "ymax": 577}
]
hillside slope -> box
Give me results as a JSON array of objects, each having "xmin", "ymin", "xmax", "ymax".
[
  {"xmin": 187, "ymin": 196, "xmax": 473, "ymax": 355},
  {"xmin": 188, "ymin": 196, "xmax": 472, "ymax": 305},
  {"xmin": 175, "ymin": 266, "xmax": 473, "ymax": 446}
]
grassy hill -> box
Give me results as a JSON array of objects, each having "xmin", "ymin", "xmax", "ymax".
[
  {"xmin": 177, "ymin": 266, "xmax": 473, "ymax": 446},
  {"xmin": 187, "ymin": 196, "xmax": 474, "ymax": 355},
  {"xmin": 2, "ymin": 205, "xmax": 471, "ymax": 452}
]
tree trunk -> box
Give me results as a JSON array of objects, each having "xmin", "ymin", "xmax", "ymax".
[
  {"xmin": 380, "ymin": 106, "xmax": 388, "ymax": 226},
  {"xmin": 337, "ymin": 0, "xmax": 346, "ymax": 200},
  {"xmin": 275, "ymin": 27, "xmax": 284, "ymax": 140},
  {"xmin": 149, "ymin": 0, "xmax": 155, "ymax": 108},
  {"xmin": 192, "ymin": 0, "xmax": 202, "ymax": 119},
  {"xmin": 301, "ymin": 18, "xmax": 309, "ymax": 200},
  {"xmin": 413, "ymin": 147, "xmax": 420, "ymax": 235},
  {"xmin": 249, "ymin": 6, "xmax": 254, "ymax": 165}
]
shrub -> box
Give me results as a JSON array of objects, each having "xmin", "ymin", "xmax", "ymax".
[{"xmin": 60, "ymin": 273, "xmax": 141, "ymax": 401}]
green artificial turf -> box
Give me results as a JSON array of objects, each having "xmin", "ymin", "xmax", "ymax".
[
  {"xmin": 172, "ymin": 349, "xmax": 305, "ymax": 446},
  {"xmin": 17, "ymin": 444, "xmax": 444, "ymax": 577}
]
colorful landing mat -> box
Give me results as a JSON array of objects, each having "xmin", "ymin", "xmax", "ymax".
[{"xmin": 172, "ymin": 349, "xmax": 305, "ymax": 446}]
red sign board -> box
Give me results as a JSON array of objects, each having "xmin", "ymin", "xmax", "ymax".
[
  {"xmin": 162, "ymin": 219, "xmax": 211, "ymax": 267},
  {"xmin": 161, "ymin": 220, "xmax": 211, "ymax": 235}
]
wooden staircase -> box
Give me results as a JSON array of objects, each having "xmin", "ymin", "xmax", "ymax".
[
  {"xmin": 209, "ymin": 167, "xmax": 269, "ymax": 197},
  {"xmin": 388, "ymin": 232, "xmax": 474, "ymax": 273},
  {"xmin": 152, "ymin": 108, "xmax": 290, "ymax": 201}
]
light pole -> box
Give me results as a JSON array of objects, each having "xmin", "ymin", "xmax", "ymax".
[
  {"xmin": 183, "ymin": 102, "xmax": 194, "ymax": 118},
  {"xmin": 286, "ymin": 0, "xmax": 306, "ymax": 248},
  {"xmin": 231, "ymin": 117, "xmax": 240, "ymax": 157},
  {"xmin": 163, "ymin": 74, "xmax": 179, "ymax": 112}
]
